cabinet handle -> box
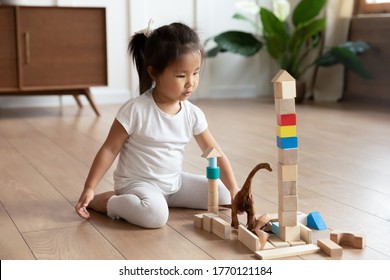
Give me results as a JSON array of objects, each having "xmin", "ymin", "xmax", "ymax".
[{"xmin": 25, "ymin": 32, "xmax": 31, "ymax": 65}]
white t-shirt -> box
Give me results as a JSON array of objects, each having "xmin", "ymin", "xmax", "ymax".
[{"xmin": 114, "ymin": 89, "xmax": 208, "ymax": 194}]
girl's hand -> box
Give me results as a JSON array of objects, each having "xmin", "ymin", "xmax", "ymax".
[{"xmin": 75, "ymin": 188, "xmax": 95, "ymax": 219}]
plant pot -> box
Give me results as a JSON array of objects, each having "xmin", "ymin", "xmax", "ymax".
[{"xmin": 295, "ymin": 79, "xmax": 306, "ymax": 104}]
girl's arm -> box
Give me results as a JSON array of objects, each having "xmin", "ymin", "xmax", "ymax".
[
  {"xmin": 75, "ymin": 119, "xmax": 129, "ymax": 219},
  {"xmin": 194, "ymin": 129, "xmax": 239, "ymax": 201}
]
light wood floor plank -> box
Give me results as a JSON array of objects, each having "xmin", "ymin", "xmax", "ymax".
[
  {"xmin": 23, "ymin": 224, "xmax": 125, "ymax": 260},
  {"xmin": 0, "ymin": 202, "xmax": 35, "ymax": 259},
  {"xmin": 0, "ymin": 140, "xmax": 81, "ymax": 233},
  {"xmin": 88, "ymin": 211, "xmax": 213, "ymax": 260}
]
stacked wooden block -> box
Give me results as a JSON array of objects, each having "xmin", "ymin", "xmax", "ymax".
[
  {"xmin": 201, "ymin": 147, "xmax": 222, "ymax": 214},
  {"xmin": 272, "ymin": 70, "xmax": 300, "ymax": 242}
]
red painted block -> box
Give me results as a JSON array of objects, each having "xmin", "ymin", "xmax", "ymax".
[{"xmin": 277, "ymin": 114, "xmax": 296, "ymax": 126}]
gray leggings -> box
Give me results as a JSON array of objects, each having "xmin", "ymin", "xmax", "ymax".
[{"xmin": 107, "ymin": 172, "xmax": 231, "ymax": 228}]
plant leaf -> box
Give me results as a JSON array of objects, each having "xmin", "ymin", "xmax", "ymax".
[
  {"xmin": 265, "ymin": 34, "xmax": 285, "ymax": 60},
  {"xmin": 292, "ymin": 0, "xmax": 326, "ymax": 28},
  {"xmin": 260, "ymin": 8, "xmax": 288, "ymax": 38},
  {"xmin": 232, "ymin": 13, "xmax": 257, "ymax": 29},
  {"xmin": 206, "ymin": 46, "xmax": 227, "ymax": 57},
  {"xmin": 289, "ymin": 18, "xmax": 325, "ymax": 53},
  {"xmin": 214, "ymin": 31, "xmax": 263, "ymax": 56},
  {"xmin": 316, "ymin": 47, "xmax": 372, "ymax": 79}
]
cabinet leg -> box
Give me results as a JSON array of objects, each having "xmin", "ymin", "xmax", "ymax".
[
  {"xmin": 73, "ymin": 94, "xmax": 83, "ymax": 108},
  {"xmin": 83, "ymin": 89, "xmax": 100, "ymax": 116}
]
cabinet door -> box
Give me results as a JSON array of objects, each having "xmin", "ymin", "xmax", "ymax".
[
  {"xmin": 19, "ymin": 7, "xmax": 107, "ymax": 89},
  {"xmin": 0, "ymin": 7, "xmax": 18, "ymax": 90}
]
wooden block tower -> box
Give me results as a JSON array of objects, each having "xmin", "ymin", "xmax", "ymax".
[
  {"xmin": 272, "ymin": 70, "xmax": 300, "ymax": 242},
  {"xmin": 201, "ymin": 147, "xmax": 222, "ymax": 214}
]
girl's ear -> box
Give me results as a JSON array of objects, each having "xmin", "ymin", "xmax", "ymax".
[{"xmin": 147, "ymin": 66, "xmax": 156, "ymax": 80}]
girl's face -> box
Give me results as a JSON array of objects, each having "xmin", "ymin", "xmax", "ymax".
[{"xmin": 150, "ymin": 51, "xmax": 202, "ymax": 104}]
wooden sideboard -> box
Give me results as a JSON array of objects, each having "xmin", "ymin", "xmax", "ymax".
[
  {"xmin": 0, "ymin": 5, "xmax": 107, "ymax": 115},
  {"xmin": 345, "ymin": 14, "xmax": 390, "ymax": 103}
]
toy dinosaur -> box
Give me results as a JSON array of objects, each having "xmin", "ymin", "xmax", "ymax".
[{"xmin": 226, "ymin": 163, "xmax": 272, "ymax": 231}]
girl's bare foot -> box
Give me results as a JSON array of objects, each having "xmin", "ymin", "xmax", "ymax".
[{"xmin": 88, "ymin": 191, "xmax": 116, "ymax": 214}]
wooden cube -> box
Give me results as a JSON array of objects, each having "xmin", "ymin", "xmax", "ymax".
[
  {"xmin": 277, "ymin": 113, "xmax": 296, "ymax": 126},
  {"xmin": 278, "ymin": 148, "xmax": 299, "ymax": 165},
  {"xmin": 276, "ymin": 125, "xmax": 297, "ymax": 138},
  {"xmin": 278, "ymin": 194, "xmax": 298, "ymax": 211},
  {"xmin": 278, "ymin": 163, "xmax": 298, "ymax": 181},
  {"xmin": 277, "ymin": 136, "xmax": 298, "ymax": 149},
  {"xmin": 278, "ymin": 180, "xmax": 297, "ymax": 196},
  {"xmin": 274, "ymin": 81, "xmax": 296, "ymax": 99},
  {"xmin": 279, "ymin": 225, "xmax": 300, "ymax": 242},
  {"xmin": 275, "ymin": 99, "xmax": 296, "ymax": 115},
  {"xmin": 278, "ymin": 209, "xmax": 297, "ymax": 226}
]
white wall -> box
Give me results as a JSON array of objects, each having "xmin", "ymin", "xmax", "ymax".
[{"xmin": 0, "ymin": 0, "xmax": 275, "ymax": 108}]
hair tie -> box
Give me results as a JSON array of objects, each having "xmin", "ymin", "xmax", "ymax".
[{"xmin": 135, "ymin": 18, "xmax": 154, "ymax": 38}]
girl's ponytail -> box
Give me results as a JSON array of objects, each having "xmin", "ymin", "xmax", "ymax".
[{"xmin": 128, "ymin": 33, "xmax": 153, "ymax": 94}]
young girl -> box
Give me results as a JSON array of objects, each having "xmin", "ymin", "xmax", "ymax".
[{"xmin": 75, "ymin": 22, "xmax": 239, "ymax": 228}]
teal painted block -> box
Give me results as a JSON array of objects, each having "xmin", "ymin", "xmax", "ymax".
[
  {"xmin": 206, "ymin": 166, "xmax": 220, "ymax": 179},
  {"xmin": 307, "ymin": 211, "xmax": 327, "ymax": 230},
  {"xmin": 271, "ymin": 221, "xmax": 280, "ymax": 237},
  {"xmin": 277, "ymin": 136, "xmax": 298, "ymax": 149}
]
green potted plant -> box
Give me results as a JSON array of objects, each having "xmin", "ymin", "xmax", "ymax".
[{"xmin": 206, "ymin": 0, "xmax": 371, "ymax": 102}]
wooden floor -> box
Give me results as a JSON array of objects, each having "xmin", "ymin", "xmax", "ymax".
[{"xmin": 1, "ymin": 97, "xmax": 390, "ymax": 260}]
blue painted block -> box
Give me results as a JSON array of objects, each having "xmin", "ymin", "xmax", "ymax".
[
  {"xmin": 271, "ymin": 221, "xmax": 280, "ymax": 237},
  {"xmin": 307, "ymin": 211, "xmax": 327, "ymax": 230},
  {"xmin": 277, "ymin": 136, "xmax": 298, "ymax": 149}
]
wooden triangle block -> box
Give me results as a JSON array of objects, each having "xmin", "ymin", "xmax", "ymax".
[{"xmin": 201, "ymin": 147, "xmax": 221, "ymax": 158}]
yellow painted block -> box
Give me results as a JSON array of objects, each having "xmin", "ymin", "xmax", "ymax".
[{"xmin": 276, "ymin": 125, "xmax": 297, "ymax": 137}]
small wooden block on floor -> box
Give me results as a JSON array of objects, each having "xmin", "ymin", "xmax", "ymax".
[
  {"xmin": 194, "ymin": 214, "xmax": 203, "ymax": 229},
  {"xmin": 255, "ymin": 244, "xmax": 320, "ymax": 260},
  {"xmin": 317, "ymin": 238, "xmax": 343, "ymax": 257},
  {"xmin": 238, "ymin": 225, "xmax": 260, "ymax": 252},
  {"xmin": 268, "ymin": 234, "xmax": 290, "ymax": 248},
  {"xmin": 300, "ymin": 223, "xmax": 313, "ymax": 244},
  {"xmin": 288, "ymin": 240, "xmax": 306, "ymax": 246},
  {"xmin": 211, "ymin": 217, "xmax": 231, "ymax": 240},
  {"xmin": 330, "ymin": 230, "xmax": 365, "ymax": 249},
  {"xmin": 203, "ymin": 213, "xmax": 218, "ymax": 232},
  {"xmin": 262, "ymin": 241, "xmax": 276, "ymax": 251}
]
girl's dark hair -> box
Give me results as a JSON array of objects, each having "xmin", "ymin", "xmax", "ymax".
[{"xmin": 129, "ymin": 22, "xmax": 205, "ymax": 94}]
